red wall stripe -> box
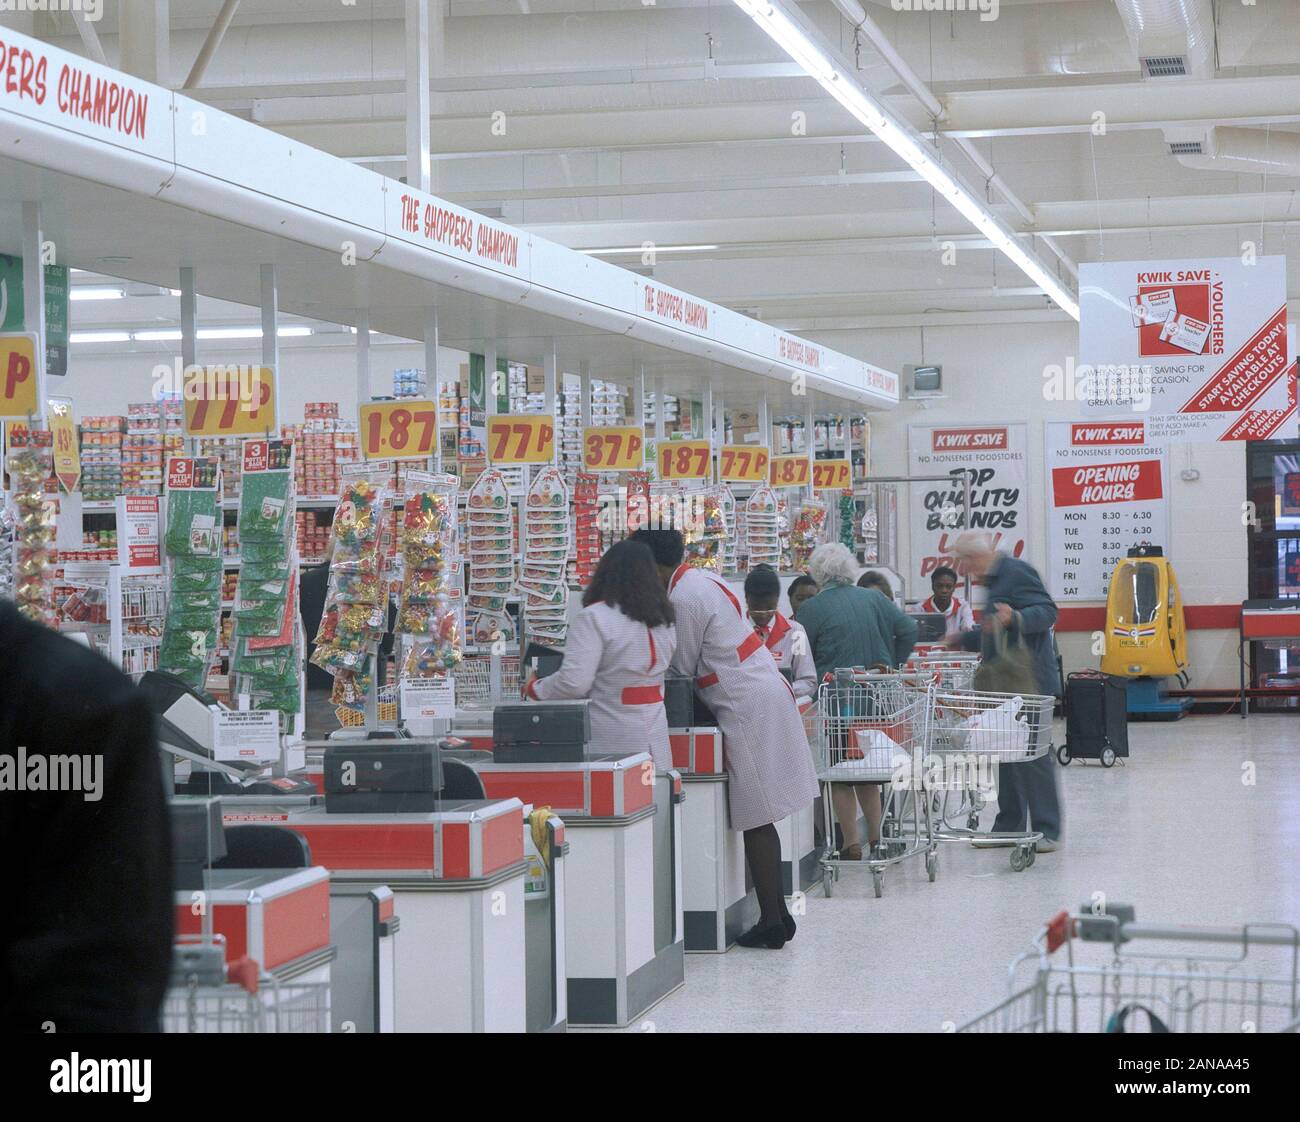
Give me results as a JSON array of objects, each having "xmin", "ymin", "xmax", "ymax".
[{"xmin": 1054, "ymin": 605, "xmax": 1242, "ymax": 633}]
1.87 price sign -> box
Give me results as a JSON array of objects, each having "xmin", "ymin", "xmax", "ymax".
[
  {"xmin": 769, "ymin": 454, "xmax": 810, "ymax": 488},
  {"xmin": 719, "ymin": 444, "xmax": 769, "ymax": 483},
  {"xmin": 657, "ymin": 439, "xmax": 711, "ymax": 481},
  {"xmin": 812, "ymin": 458, "xmax": 851, "ymax": 491},
  {"xmin": 584, "ymin": 426, "xmax": 643, "ymax": 472},
  {"xmin": 360, "ymin": 399, "xmax": 438, "ymax": 460},
  {"xmin": 488, "ymin": 415, "xmax": 554, "ymax": 463}
]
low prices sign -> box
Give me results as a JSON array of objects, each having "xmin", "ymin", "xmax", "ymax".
[
  {"xmin": 487, "ymin": 415, "xmax": 554, "ymax": 464},
  {"xmin": 48, "ymin": 396, "xmax": 80, "ymax": 492},
  {"xmin": 0, "ymin": 333, "xmax": 39, "ymax": 420},
  {"xmin": 770, "ymin": 454, "xmax": 811, "ymax": 488},
  {"xmin": 719, "ymin": 444, "xmax": 769, "ymax": 483},
  {"xmin": 583, "ymin": 426, "xmax": 643, "ymax": 472},
  {"xmin": 183, "ymin": 365, "xmax": 276, "ymax": 436},
  {"xmin": 1045, "ymin": 421, "xmax": 1170, "ymax": 602},
  {"xmin": 812, "ymin": 458, "xmax": 851, "ymax": 491},
  {"xmin": 657, "ymin": 438, "xmax": 711, "ymax": 481},
  {"xmin": 360, "ymin": 399, "xmax": 438, "ymax": 460},
  {"xmin": 115, "ymin": 495, "xmax": 161, "ymax": 573}
]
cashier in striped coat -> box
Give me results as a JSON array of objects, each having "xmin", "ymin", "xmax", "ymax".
[
  {"xmin": 743, "ymin": 565, "xmax": 817, "ymax": 701},
  {"xmin": 632, "ymin": 528, "xmax": 819, "ymax": 951},
  {"xmin": 522, "ymin": 540, "xmax": 677, "ymax": 770}
]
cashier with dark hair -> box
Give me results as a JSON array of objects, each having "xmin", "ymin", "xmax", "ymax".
[{"xmin": 522, "ymin": 540, "xmax": 678, "ymax": 769}]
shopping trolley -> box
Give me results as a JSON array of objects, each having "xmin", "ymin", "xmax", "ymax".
[
  {"xmin": 910, "ymin": 652, "xmax": 981, "ymax": 691},
  {"xmin": 455, "ymin": 653, "xmax": 521, "ymax": 708},
  {"xmin": 163, "ymin": 937, "xmax": 331, "ymax": 1033},
  {"xmin": 811, "ymin": 669, "xmax": 937, "ymax": 898},
  {"xmin": 958, "ymin": 905, "xmax": 1300, "ymax": 1033},
  {"xmin": 927, "ymin": 686, "xmax": 1056, "ymax": 871}
]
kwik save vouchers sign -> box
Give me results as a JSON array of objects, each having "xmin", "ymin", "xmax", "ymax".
[
  {"xmin": 1045, "ymin": 421, "xmax": 1170, "ymax": 602},
  {"xmin": 1078, "ymin": 256, "xmax": 1293, "ymax": 441},
  {"xmin": 908, "ymin": 423, "xmax": 1029, "ymax": 598}
]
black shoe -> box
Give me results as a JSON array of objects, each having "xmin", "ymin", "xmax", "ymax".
[
  {"xmin": 735, "ymin": 922, "xmax": 788, "ymax": 949},
  {"xmin": 782, "ymin": 914, "xmax": 796, "ymax": 941}
]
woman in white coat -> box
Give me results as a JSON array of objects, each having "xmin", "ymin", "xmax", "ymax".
[{"xmin": 523, "ymin": 540, "xmax": 677, "ymax": 770}]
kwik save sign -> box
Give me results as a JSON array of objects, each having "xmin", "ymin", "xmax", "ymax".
[
  {"xmin": 1078, "ymin": 255, "xmax": 1293, "ymax": 441},
  {"xmin": 907, "ymin": 423, "xmax": 1029, "ymax": 600}
]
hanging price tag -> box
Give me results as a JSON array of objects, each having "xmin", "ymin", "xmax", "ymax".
[
  {"xmin": 583, "ymin": 426, "xmax": 643, "ymax": 471},
  {"xmin": 0, "ymin": 333, "xmax": 38, "ymax": 420},
  {"xmin": 769, "ymin": 454, "xmax": 811, "ymax": 488},
  {"xmin": 812, "ymin": 458, "xmax": 852, "ymax": 491},
  {"xmin": 719, "ymin": 444, "xmax": 769, "ymax": 483},
  {"xmin": 183, "ymin": 366, "xmax": 277, "ymax": 436},
  {"xmin": 487, "ymin": 415, "xmax": 555, "ymax": 463},
  {"xmin": 48, "ymin": 396, "xmax": 81, "ymax": 493},
  {"xmin": 359, "ymin": 399, "xmax": 439, "ymax": 460},
  {"xmin": 657, "ymin": 439, "xmax": 712, "ymax": 481}
]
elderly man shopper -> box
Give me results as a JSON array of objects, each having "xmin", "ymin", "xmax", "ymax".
[
  {"xmin": 797, "ymin": 543, "xmax": 918, "ymax": 861},
  {"xmin": 947, "ymin": 530, "xmax": 1063, "ymax": 852}
]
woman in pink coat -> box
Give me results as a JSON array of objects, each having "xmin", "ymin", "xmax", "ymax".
[
  {"xmin": 632, "ymin": 528, "xmax": 819, "ymax": 950},
  {"xmin": 523, "ymin": 540, "xmax": 677, "ymax": 770}
]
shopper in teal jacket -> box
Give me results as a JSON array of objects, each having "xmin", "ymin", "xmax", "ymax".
[{"xmin": 798, "ymin": 543, "xmax": 918, "ymax": 860}]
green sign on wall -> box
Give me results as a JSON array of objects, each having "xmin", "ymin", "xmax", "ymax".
[{"xmin": 0, "ymin": 254, "xmax": 70, "ymax": 378}]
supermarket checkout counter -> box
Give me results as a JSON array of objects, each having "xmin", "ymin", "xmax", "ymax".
[
  {"xmin": 667, "ymin": 677, "xmax": 818, "ymax": 952},
  {"xmin": 453, "ymin": 700, "xmax": 686, "ymax": 1028}
]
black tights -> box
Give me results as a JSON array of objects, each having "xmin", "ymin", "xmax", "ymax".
[{"xmin": 743, "ymin": 823, "xmax": 789, "ymax": 929}]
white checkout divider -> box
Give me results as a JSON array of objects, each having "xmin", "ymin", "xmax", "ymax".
[{"xmin": 452, "ymin": 733, "xmax": 686, "ymax": 1029}]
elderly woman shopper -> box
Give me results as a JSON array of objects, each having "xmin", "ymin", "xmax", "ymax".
[{"xmin": 797, "ymin": 543, "xmax": 919, "ymax": 861}]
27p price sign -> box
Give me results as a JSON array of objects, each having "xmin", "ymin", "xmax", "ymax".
[
  {"xmin": 769, "ymin": 454, "xmax": 811, "ymax": 488},
  {"xmin": 584, "ymin": 426, "xmax": 643, "ymax": 472},
  {"xmin": 719, "ymin": 444, "xmax": 769, "ymax": 483},
  {"xmin": 183, "ymin": 365, "xmax": 277, "ymax": 436},
  {"xmin": 360, "ymin": 399, "xmax": 439, "ymax": 460},
  {"xmin": 812, "ymin": 458, "xmax": 851, "ymax": 491},
  {"xmin": 657, "ymin": 439, "xmax": 712, "ymax": 481},
  {"xmin": 0, "ymin": 333, "xmax": 39, "ymax": 420},
  {"xmin": 488, "ymin": 415, "xmax": 554, "ymax": 464}
]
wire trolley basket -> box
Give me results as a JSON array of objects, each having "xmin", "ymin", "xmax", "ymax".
[
  {"xmin": 811, "ymin": 669, "xmax": 938, "ymax": 898},
  {"xmin": 908, "ymin": 652, "xmax": 981, "ymax": 692},
  {"xmin": 958, "ymin": 906, "xmax": 1300, "ymax": 1034},
  {"xmin": 163, "ymin": 940, "xmax": 330, "ymax": 1033},
  {"xmin": 456, "ymin": 654, "xmax": 521, "ymax": 708}
]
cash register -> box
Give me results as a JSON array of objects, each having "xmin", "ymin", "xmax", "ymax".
[{"xmin": 493, "ymin": 701, "xmax": 591, "ymax": 762}]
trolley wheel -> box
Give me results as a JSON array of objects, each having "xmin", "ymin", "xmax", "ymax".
[
  {"xmin": 1009, "ymin": 847, "xmax": 1028, "ymax": 873},
  {"xmin": 1056, "ymin": 745, "xmax": 1071, "ymax": 766},
  {"xmin": 872, "ymin": 868, "xmax": 884, "ymax": 898},
  {"xmin": 926, "ymin": 852, "xmax": 939, "ymax": 882},
  {"xmin": 1025, "ymin": 844, "xmax": 1037, "ymax": 868},
  {"xmin": 1100, "ymin": 747, "xmax": 1117, "ymax": 768},
  {"xmin": 822, "ymin": 867, "xmax": 835, "ymax": 898}
]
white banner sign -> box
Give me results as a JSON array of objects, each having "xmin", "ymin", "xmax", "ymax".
[
  {"xmin": 907, "ymin": 423, "xmax": 1029, "ymax": 597},
  {"xmin": 115, "ymin": 495, "xmax": 161, "ymax": 574},
  {"xmin": 1045, "ymin": 421, "xmax": 1170, "ymax": 602},
  {"xmin": 1078, "ymin": 255, "xmax": 1292, "ymax": 440},
  {"xmin": 213, "ymin": 709, "xmax": 281, "ymax": 763},
  {"xmin": 400, "ymin": 676, "xmax": 456, "ymax": 723}
]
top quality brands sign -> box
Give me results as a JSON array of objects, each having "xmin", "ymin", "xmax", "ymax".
[{"xmin": 1078, "ymin": 255, "xmax": 1293, "ymax": 441}]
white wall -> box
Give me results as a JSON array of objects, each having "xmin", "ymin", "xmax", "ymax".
[{"xmin": 55, "ymin": 318, "xmax": 1251, "ymax": 688}]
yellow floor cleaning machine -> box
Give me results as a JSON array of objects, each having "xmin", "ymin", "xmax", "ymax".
[{"xmin": 1100, "ymin": 545, "xmax": 1192, "ymax": 717}]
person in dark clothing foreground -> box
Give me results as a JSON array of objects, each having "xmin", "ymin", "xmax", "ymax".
[{"xmin": 0, "ymin": 602, "xmax": 173, "ymax": 1031}]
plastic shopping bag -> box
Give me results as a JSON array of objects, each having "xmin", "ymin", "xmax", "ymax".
[
  {"xmin": 957, "ymin": 696, "xmax": 1030, "ymax": 757},
  {"xmin": 830, "ymin": 726, "xmax": 910, "ymax": 780}
]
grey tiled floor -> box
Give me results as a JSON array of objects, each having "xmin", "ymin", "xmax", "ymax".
[{"xmin": 595, "ymin": 714, "xmax": 1299, "ymax": 1033}]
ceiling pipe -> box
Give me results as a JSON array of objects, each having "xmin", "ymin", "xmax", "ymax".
[
  {"xmin": 829, "ymin": 0, "xmax": 1077, "ymax": 281},
  {"xmin": 184, "ymin": 0, "xmax": 242, "ymax": 90}
]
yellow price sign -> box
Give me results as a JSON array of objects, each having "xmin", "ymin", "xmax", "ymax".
[
  {"xmin": 48, "ymin": 396, "xmax": 81, "ymax": 493},
  {"xmin": 657, "ymin": 439, "xmax": 712, "ymax": 481},
  {"xmin": 0, "ymin": 333, "xmax": 39, "ymax": 420},
  {"xmin": 488, "ymin": 415, "xmax": 555, "ymax": 464},
  {"xmin": 583, "ymin": 426, "xmax": 643, "ymax": 472},
  {"xmin": 769, "ymin": 454, "xmax": 811, "ymax": 488},
  {"xmin": 183, "ymin": 366, "xmax": 277, "ymax": 436},
  {"xmin": 359, "ymin": 399, "xmax": 439, "ymax": 460},
  {"xmin": 812, "ymin": 458, "xmax": 852, "ymax": 491},
  {"xmin": 718, "ymin": 444, "xmax": 769, "ymax": 483}
]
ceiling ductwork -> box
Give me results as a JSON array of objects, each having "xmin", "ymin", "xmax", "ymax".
[{"xmin": 1115, "ymin": 0, "xmax": 1300, "ymax": 177}]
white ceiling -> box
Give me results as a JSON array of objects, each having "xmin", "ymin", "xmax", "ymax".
[{"xmin": 10, "ymin": 0, "xmax": 1300, "ymax": 334}]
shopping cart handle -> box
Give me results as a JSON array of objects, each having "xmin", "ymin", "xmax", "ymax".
[
  {"xmin": 1045, "ymin": 910, "xmax": 1071, "ymax": 954},
  {"xmin": 227, "ymin": 956, "xmax": 261, "ymax": 994}
]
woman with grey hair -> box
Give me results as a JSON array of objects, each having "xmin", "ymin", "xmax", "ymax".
[{"xmin": 798, "ymin": 544, "xmax": 919, "ymax": 860}]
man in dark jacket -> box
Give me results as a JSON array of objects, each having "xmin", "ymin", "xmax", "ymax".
[
  {"xmin": 949, "ymin": 531, "xmax": 1063, "ymax": 851},
  {"xmin": 0, "ymin": 602, "xmax": 173, "ymax": 1031}
]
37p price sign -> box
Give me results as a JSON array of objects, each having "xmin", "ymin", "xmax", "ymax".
[
  {"xmin": 719, "ymin": 444, "xmax": 769, "ymax": 483},
  {"xmin": 583, "ymin": 426, "xmax": 643, "ymax": 472},
  {"xmin": 360, "ymin": 399, "xmax": 439, "ymax": 460},
  {"xmin": 488, "ymin": 415, "xmax": 554, "ymax": 464}
]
